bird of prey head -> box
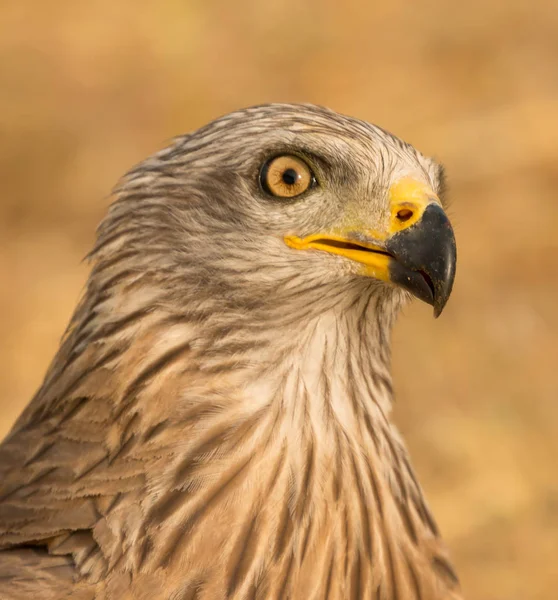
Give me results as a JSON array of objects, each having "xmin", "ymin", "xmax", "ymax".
[{"xmin": 0, "ymin": 104, "xmax": 460, "ymax": 600}]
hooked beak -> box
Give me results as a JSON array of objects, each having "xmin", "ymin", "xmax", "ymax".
[{"xmin": 284, "ymin": 178, "xmax": 457, "ymax": 317}]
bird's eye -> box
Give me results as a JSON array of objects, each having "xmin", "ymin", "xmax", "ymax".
[{"xmin": 260, "ymin": 155, "xmax": 315, "ymax": 198}]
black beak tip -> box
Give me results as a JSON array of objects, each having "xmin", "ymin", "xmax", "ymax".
[
  {"xmin": 433, "ymin": 301, "xmax": 444, "ymax": 319},
  {"xmin": 387, "ymin": 203, "xmax": 457, "ymax": 317},
  {"xmin": 433, "ymin": 241, "xmax": 457, "ymax": 317}
]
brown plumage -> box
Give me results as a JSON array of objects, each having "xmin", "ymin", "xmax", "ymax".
[{"xmin": 0, "ymin": 104, "xmax": 461, "ymax": 599}]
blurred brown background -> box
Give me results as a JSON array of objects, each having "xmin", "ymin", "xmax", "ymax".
[{"xmin": 0, "ymin": 1, "xmax": 556, "ymax": 598}]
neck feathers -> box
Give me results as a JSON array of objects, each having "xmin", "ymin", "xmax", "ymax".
[{"xmin": 5, "ymin": 275, "xmax": 460, "ymax": 599}]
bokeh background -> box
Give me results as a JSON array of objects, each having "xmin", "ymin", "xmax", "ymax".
[{"xmin": 1, "ymin": 1, "xmax": 557, "ymax": 598}]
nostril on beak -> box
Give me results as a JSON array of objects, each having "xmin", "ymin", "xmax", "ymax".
[{"xmin": 396, "ymin": 208, "xmax": 414, "ymax": 222}]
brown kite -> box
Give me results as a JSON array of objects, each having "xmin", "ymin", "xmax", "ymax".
[{"xmin": 0, "ymin": 105, "xmax": 460, "ymax": 599}]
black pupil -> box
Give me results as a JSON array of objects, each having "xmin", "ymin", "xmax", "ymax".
[{"xmin": 282, "ymin": 168, "xmax": 299, "ymax": 186}]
